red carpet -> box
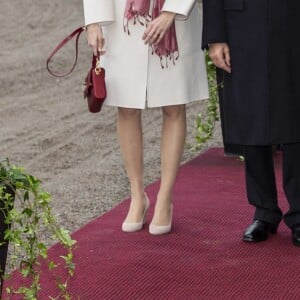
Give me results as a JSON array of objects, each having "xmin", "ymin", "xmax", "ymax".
[{"xmin": 5, "ymin": 148, "xmax": 300, "ymax": 299}]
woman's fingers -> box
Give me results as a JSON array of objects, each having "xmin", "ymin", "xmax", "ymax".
[
  {"xmin": 87, "ymin": 32, "xmax": 99, "ymax": 56},
  {"xmin": 143, "ymin": 23, "xmax": 163, "ymax": 45},
  {"xmin": 98, "ymin": 37, "xmax": 106, "ymax": 55},
  {"xmin": 155, "ymin": 32, "xmax": 164, "ymax": 45},
  {"xmin": 143, "ymin": 12, "xmax": 175, "ymax": 46},
  {"xmin": 98, "ymin": 27, "xmax": 105, "ymax": 50},
  {"xmin": 145, "ymin": 32, "xmax": 160, "ymax": 45},
  {"xmin": 143, "ymin": 24, "xmax": 157, "ymax": 43},
  {"xmin": 87, "ymin": 24, "xmax": 105, "ymax": 56}
]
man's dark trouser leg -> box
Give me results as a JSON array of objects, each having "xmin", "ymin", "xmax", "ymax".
[
  {"xmin": 282, "ymin": 143, "xmax": 300, "ymax": 228},
  {"xmin": 244, "ymin": 145, "xmax": 282, "ymax": 225}
]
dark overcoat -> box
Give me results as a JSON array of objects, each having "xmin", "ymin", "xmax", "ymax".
[{"xmin": 202, "ymin": 0, "xmax": 300, "ymax": 145}]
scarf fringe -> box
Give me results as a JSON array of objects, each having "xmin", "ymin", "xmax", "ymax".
[
  {"xmin": 123, "ymin": 14, "xmax": 151, "ymax": 35},
  {"xmin": 124, "ymin": 0, "xmax": 179, "ymax": 67},
  {"xmin": 152, "ymin": 49, "xmax": 180, "ymax": 69}
]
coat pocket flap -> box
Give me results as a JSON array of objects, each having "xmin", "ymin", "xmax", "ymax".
[{"xmin": 224, "ymin": 0, "xmax": 244, "ymax": 10}]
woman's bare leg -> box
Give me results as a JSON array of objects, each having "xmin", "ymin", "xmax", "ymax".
[
  {"xmin": 117, "ymin": 107, "xmax": 146, "ymax": 223},
  {"xmin": 151, "ymin": 104, "xmax": 187, "ymax": 226}
]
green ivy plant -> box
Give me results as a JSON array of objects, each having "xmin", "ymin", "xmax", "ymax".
[
  {"xmin": 0, "ymin": 158, "xmax": 76, "ymax": 300},
  {"xmin": 196, "ymin": 52, "xmax": 221, "ymax": 147}
]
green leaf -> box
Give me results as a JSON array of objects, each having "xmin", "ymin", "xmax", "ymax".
[
  {"xmin": 24, "ymin": 190, "xmax": 29, "ymax": 201},
  {"xmin": 48, "ymin": 261, "xmax": 58, "ymax": 270},
  {"xmin": 0, "ymin": 158, "xmax": 77, "ymax": 299},
  {"xmin": 22, "ymin": 207, "xmax": 33, "ymax": 217}
]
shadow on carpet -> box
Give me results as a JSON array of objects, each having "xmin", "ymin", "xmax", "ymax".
[{"xmin": 5, "ymin": 148, "xmax": 300, "ymax": 299}]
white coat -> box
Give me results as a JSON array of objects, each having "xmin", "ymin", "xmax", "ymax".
[{"xmin": 83, "ymin": 0, "xmax": 209, "ymax": 109}]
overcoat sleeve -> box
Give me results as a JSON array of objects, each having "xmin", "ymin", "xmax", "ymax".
[
  {"xmin": 162, "ymin": 0, "xmax": 197, "ymax": 20},
  {"xmin": 202, "ymin": 0, "xmax": 227, "ymax": 49},
  {"xmin": 83, "ymin": 0, "xmax": 115, "ymax": 26}
]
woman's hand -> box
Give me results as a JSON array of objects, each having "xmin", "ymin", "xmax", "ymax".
[
  {"xmin": 86, "ymin": 23, "xmax": 106, "ymax": 56},
  {"xmin": 143, "ymin": 12, "xmax": 176, "ymax": 46}
]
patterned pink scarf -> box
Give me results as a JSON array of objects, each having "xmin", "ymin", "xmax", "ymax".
[{"xmin": 124, "ymin": 0, "xmax": 179, "ymax": 67}]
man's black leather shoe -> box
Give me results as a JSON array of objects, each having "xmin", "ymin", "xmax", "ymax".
[
  {"xmin": 292, "ymin": 225, "xmax": 300, "ymax": 247},
  {"xmin": 243, "ymin": 220, "xmax": 278, "ymax": 242}
]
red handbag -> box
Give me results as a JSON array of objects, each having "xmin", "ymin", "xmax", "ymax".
[
  {"xmin": 83, "ymin": 55, "xmax": 106, "ymax": 113},
  {"xmin": 46, "ymin": 27, "xmax": 107, "ymax": 113}
]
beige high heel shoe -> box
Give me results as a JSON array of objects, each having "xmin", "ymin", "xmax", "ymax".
[
  {"xmin": 122, "ymin": 193, "xmax": 150, "ymax": 233},
  {"xmin": 149, "ymin": 204, "xmax": 173, "ymax": 235}
]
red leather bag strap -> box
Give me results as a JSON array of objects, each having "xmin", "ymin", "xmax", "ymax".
[{"xmin": 47, "ymin": 26, "xmax": 86, "ymax": 77}]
